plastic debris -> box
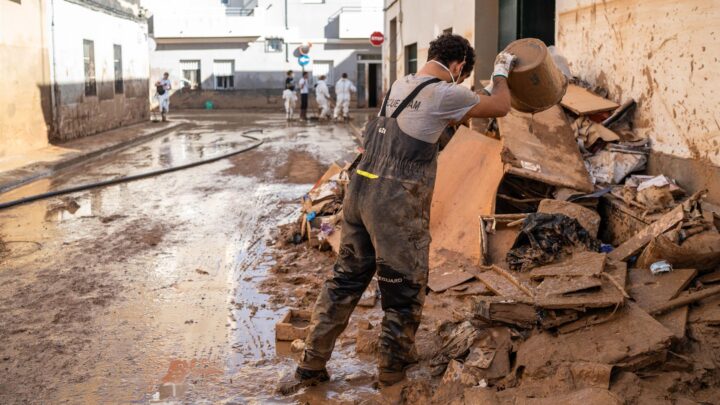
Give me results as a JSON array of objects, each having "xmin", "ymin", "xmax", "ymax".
[{"xmin": 650, "ymin": 260, "xmax": 673, "ymax": 275}]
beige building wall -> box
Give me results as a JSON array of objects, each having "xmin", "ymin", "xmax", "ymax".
[
  {"xmin": 0, "ymin": 0, "xmax": 51, "ymax": 158},
  {"xmin": 556, "ymin": 0, "xmax": 720, "ymax": 202},
  {"xmin": 382, "ymin": 0, "xmax": 500, "ymax": 94}
]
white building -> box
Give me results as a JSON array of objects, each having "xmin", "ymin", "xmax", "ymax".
[
  {"xmin": 1, "ymin": 0, "xmax": 150, "ymax": 150},
  {"xmin": 51, "ymin": 0, "xmax": 150, "ymax": 139},
  {"xmin": 143, "ymin": 0, "xmax": 384, "ymax": 109}
]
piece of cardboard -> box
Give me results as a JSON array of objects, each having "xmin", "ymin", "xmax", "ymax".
[
  {"xmin": 608, "ymin": 203, "xmax": 685, "ymax": 262},
  {"xmin": 561, "ymin": 84, "xmax": 620, "ymax": 115},
  {"xmin": 530, "ymin": 252, "xmax": 607, "ymax": 280},
  {"xmin": 628, "ymin": 267, "xmax": 698, "ymax": 310},
  {"xmin": 430, "ymin": 126, "xmax": 505, "ymax": 268},
  {"xmin": 497, "ymin": 105, "xmax": 593, "ymax": 192},
  {"xmin": 516, "ymin": 303, "xmax": 673, "ymax": 375}
]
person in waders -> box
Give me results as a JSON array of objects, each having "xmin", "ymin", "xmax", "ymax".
[{"xmin": 278, "ymin": 33, "xmax": 516, "ymax": 394}]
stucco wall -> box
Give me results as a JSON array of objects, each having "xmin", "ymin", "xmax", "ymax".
[
  {"xmin": 52, "ymin": 0, "xmax": 149, "ymax": 141},
  {"xmin": 382, "ymin": 0, "xmax": 478, "ymax": 91},
  {"xmin": 556, "ymin": 0, "xmax": 720, "ymax": 166},
  {"xmin": 0, "ymin": 0, "xmax": 51, "ymax": 158}
]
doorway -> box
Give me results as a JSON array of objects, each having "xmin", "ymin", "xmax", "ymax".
[
  {"xmin": 368, "ymin": 63, "xmax": 381, "ymax": 108},
  {"xmin": 499, "ymin": 0, "xmax": 555, "ymax": 50}
]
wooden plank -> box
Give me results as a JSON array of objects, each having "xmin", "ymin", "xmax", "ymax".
[
  {"xmin": 475, "ymin": 270, "xmax": 528, "ymax": 299},
  {"xmin": 496, "ymin": 105, "xmax": 593, "ymax": 192},
  {"xmin": 530, "ymin": 251, "xmax": 607, "ymax": 280},
  {"xmin": 656, "ymin": 306, "xmax": 688, "ymax": 340},
  {"xmin": 536, "ymin": 276, "xmax": 602, "ymax": 297},
  {"xmin": 649, "ymin": 285, "xmax": 720, "ymax": 315},
  {"xmin": 607, "ymin": 204, "xmax": 685, "ymax": 262},
  {"xmin": 627, "ymin": 267, "xmax": 697, "ymax": 310},
  {"xmin": 698, "ymin": 270, "xmax": 720, "ymax": 284},
  {"xmin": 560, "ymin": 84, "xmax": 620, "ymax": 115},
  {"xmin": 535, "ymin": 260, "xmax": 627, "ymax": 310},
  {"xmin": 430, "ymin": 126, "xmax": 505, "ymax": 267},
  {"xmin": 428, "ymin": 267, "xmax": 475, "ymax": 293},
  {"xmin": 516, "ymin": 303, "xmax": 673, "ymax": 375}
]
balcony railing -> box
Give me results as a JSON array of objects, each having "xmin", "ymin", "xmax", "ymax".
[{"xmin": 223, "ymin": 0, "xmax": 258, "ymax": 16}]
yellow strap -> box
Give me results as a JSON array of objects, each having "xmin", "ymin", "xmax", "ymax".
[{"xmin": 356, "ymin": 169, "xmax": 379, "ymax": 179}]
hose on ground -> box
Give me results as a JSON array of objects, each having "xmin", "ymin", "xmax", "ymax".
[{"xmin": 0, "ymin": 129, "xmax": 265, "ymax": 210}]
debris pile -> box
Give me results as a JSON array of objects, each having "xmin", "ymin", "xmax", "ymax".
[{"xmin": 275, "ymin": 72, "xmax": 720, "ymax": 403}]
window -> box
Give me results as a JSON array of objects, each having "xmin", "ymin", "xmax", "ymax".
[
  {"xmin": 443, "ymin": 27, "xmax": 453, "ymax": 35},
  {"xmin": 405, "ymin": 43, "xmax": 417, "ymax": 75},
  {"xmin": 113, "ymin": 44, "xmax": 123, "ymax": 94},
  {"xmin": 181, "ymin": 60, "xmax": 201, "ymax": 89},
  {"xmin": 312, "ymin": 61, "xmax": 333, "ymax": 83},
  {"xmin": 265, "ymin": 38, "xmax": 283, "ymax": 53},
  {"xmin": 83, "ymin": 39, "xmax": 96, "ymax": 96},
  {"xmin": 213, "ymin": 60, "xmax": 234, "ymax": 89}
]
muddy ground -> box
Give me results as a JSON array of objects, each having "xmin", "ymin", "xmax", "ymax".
[
  {"xmin": 2, "ymin": 111, "xmax": 720, "ymax": 404},
  {"xmin": 0, "ymin": 112, "xmax": 392, "ymax": 403}
]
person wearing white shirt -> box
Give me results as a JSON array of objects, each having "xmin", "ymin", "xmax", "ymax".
[
  {"xmin": 282, "ymin": 85, "xmax": 298, "ymax": 120},
  {"xmin": 298, "ymin": 71, "xmax": 310, "ymax": 120},
  {"xmin": 155, "ymin": 72, "xmax": 172, "ymax": 122},
  {"xmin": 333, "ymin": 73, "xmax": 356, "ymax": 121},
  {"xmin": 315, "ymin": 75, "xmax": 331, "ymax": 120}
]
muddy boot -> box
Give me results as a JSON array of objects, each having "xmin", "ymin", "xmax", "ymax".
[
  {"xmin": 276, "ymin": 367, "xmax": 330, "ymax": 395},
  {"xmin": 161, "ymin": 112, "xmax": 167, "ymax": 122}
]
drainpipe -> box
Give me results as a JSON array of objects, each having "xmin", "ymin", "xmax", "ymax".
[{"xmin": 48, "ymin": 0, "xmax": 59, "ymax": 138}]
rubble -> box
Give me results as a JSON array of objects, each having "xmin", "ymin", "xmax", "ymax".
[{"xmin": 273, "ymin": 69, "xmax": 720, "ymax": 403}]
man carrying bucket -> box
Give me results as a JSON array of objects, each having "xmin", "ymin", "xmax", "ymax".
[{"xmin": 279, "ymin": 33, "xmax": 516, "ymax": 393}]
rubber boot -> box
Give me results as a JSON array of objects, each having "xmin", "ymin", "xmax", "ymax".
[{"xmin": 276, "ymin": 367, "xmax": 330, "ymax": 395}]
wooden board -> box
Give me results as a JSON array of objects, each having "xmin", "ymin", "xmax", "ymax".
[
  {"xmin": 536, "ymin": 276, "xmax": 602, "ymax": 297},
  {"xmin": 607, "ymin": 204, "xmax": 685, "ymax": 262},
  {"xmin": 475, "ymin": 270, "xmax": 529, "ymax": 300},
  {"xmin": 428, "ymin": 267, "xmax": 475, "ymax": 293},
  {"xmin": 530, "ymin": 251, "xmax": 607, "ymax": 280},
  {"xmin": 657, "ymin": 306, "xmax": 688, "ymax": 340},
  {"xmin": 627, "ymin": 268, "xmax": 697, "ymax": 310},
  {"xmin": 560, "ymin": 84, "xmax": 620, "ymax": 115},
  {"xmin": 534, "ymin": 260, "xmax": 627, "ymax": 310},
  {"xmin": 496, "ymin": 105, "xmax": 593, "ymax": 192},
  {"xmin": 516, "ymin": 303, "xmax": 673, "ymax": 374},
  {"xmin": 430, "ymin": 126, "xmax": 505, "ymax": 267}
]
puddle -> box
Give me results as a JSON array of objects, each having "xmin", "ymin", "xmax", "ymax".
[{"xmin": 0, "ymin": 112, "xmax": 363, "ymax": 403}]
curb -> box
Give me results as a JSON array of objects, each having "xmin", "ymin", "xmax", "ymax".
[{"xmin": 0, "ymin": 121, "xmax": 187, "ymax": 194}]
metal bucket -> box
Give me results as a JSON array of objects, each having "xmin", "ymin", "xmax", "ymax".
[{"xmin": 505, "ymin": 38, "xmax": 568, "ymax": 113}]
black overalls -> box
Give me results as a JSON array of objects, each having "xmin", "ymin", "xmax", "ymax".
[{"xmin": 301, "ymin": 78, "xmax": 442, "ymax": 375}]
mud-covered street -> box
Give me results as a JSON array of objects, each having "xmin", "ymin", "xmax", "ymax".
[{"xmin": 0, "ymin": 112, "xmax": 386, "ymax": 403}]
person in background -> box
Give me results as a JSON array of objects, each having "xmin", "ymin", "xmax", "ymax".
[
  {"xmin": 282, "ymin": 84, "xmax": 298, "ymax": 120},
  {"xmin": 333, "ymin": 73, "xmax": 356, "ymax": 121},
  {"xmin": 298, "ymin": 71, "xmax": 310, "ymax": 121},
  {"xmin": 285, "ymin": 70, "xmax": 295, "ymax": 90},
  {"xmin": 315, "ymin": 75, "xmax": 332, "ymax": 120},
  {"xmin": 155, "ymin": 72, "xmax": 172, "ymax": 122}
]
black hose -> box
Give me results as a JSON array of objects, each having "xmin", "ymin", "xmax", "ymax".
[{"xmin": 0, "ymin": 129, "xmax": 265, "ymax": 210}]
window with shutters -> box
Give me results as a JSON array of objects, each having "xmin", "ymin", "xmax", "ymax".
[
  {"xmin": 114, "ymin": 45, "xmax": 123, "ymax": 94},
  {"xmin": 213, "ymin": 60, "xmax": 234, "ymax": 89},
  {"xmin": 181, "ymin": 60, "xmax": 201, "ymax": 89},
  {"xmin": 83, "ymin": 39, "xmax": 96, "ymax": 96},
  {"xmin": 405, "ymin": 43, "xmax": 418, "ymax": 75}
]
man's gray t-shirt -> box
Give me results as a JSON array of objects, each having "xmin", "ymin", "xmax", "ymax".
[{"xmin": 382, "ymin": 75, "xmax": 480, "ymax": 143}]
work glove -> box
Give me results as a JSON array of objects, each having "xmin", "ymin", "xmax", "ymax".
[{"xmin": 492, "ymin": 51, "xmax": 517, "ymax": 78}]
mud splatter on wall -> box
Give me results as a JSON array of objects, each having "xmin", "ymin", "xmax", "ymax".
[{"xmin": 556, "ymin": 0, "xmax": 720, "ymax": 166}]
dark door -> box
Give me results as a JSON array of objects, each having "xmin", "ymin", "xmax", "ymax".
[
  {"xmin": 499, "ymin": 0, "xmax": 555, "ymax": 50},
  {"xmin": 368, "ymin": 63, "xmax": 380, "ymax": 108}
]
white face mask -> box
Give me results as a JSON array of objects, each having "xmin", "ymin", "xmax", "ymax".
[{"xmin": 431, "ymin": 60, "xmax": 456, "ymax": 85}]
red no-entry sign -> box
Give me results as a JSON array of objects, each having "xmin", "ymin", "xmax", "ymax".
[{"xmin": 370, "ymin": 32, "xmax": 384, "ymax": 47}]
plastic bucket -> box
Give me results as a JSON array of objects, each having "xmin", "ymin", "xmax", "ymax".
[
  {"xmin": 205, "ymin": 100, "xmax": 214, "ymax": 110},
  {"xmin": 505, "ymin": 38, "xmax": 568, "ymax": 113}
]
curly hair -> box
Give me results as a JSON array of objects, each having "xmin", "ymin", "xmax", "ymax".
[{"xmin": 427, "ymin": 33, "xmax": 476, "ymax": 78}]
